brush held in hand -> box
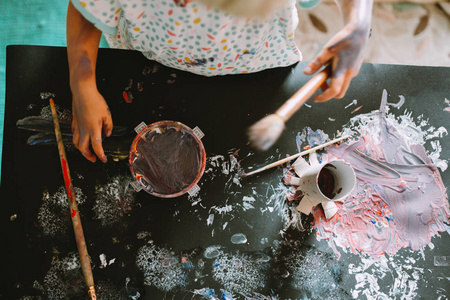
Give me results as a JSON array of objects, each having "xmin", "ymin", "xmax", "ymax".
[{"xmin": 247, "ymin": 68, "xmax": 329, "ymax": 151}]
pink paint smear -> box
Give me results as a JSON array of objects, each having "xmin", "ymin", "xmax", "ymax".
[{"xmin": 288, "ymin": 90, "xmax": 449, "ymax": 258}]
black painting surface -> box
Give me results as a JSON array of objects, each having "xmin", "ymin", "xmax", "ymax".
[{"xmin": 1, "ymin": 45, "xmax": 449, "ymax": 299}]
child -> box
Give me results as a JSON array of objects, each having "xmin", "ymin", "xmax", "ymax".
[{"xmin": 67, "ymin": 0, "xmax": 373, "ymax": 163}]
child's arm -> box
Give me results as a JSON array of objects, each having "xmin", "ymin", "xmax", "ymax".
[
  {"xmin": 304, "ymin": 0, "xmax": 373, "ymax": 102},
  {"xmin": 67, "ymin": 1, "xmax": 113, "ymax": 163}
]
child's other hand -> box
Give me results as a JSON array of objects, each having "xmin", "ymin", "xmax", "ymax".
[
  {"xmin": 71, "ymin": 87, "xmax": 113, "ymax": 163},
  {"xmin": 304, "ymin": 23, "xmax": 370, "ymax": 102}
]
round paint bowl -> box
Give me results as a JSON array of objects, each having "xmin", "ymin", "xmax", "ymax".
[{"xmin": 128, "ymin": 121, "xmax": 206, "ymax": 198}]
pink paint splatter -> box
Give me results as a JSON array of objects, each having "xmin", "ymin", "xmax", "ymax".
[{"xmin": 287, "ymin": 90, "xmax": 449, "ymax": 258}]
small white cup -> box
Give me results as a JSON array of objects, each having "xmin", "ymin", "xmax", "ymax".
[{"xmin": 293, "ymin": 156, "xmax": 356, "ymax": 219}]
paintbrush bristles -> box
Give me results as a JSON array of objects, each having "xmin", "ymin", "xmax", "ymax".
[{"xmin": 248, "ymin": 114, "xmax": 285, "ymax": 151}]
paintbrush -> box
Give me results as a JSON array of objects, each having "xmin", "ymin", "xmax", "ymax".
[
  {"xmin": 49, "ymin": 99, "xmax": 97, "ymax": 300},
  {"xmin": 247, "ymin": 66, "xmax": 330, "ymax": 151},
  {"xmin": 239, "ymin": 135, "xmax": 350, "ymax": 178}
]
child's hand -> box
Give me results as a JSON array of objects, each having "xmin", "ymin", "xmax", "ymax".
[
  {"xmin": 304, "ymin": 22, "xmax": 370, "ymax": 102},
  {"xmin": 71, "ymin": 87, "xmax": 113, "ymax": 163}
]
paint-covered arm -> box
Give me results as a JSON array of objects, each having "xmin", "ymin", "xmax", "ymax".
[
  {"xmin": 304, "ymin": 0, "xmax": 373, "ymax": 102},
  {"xmin": 67, "ymin": 1, "xmax": 113, "ymax": 163}
]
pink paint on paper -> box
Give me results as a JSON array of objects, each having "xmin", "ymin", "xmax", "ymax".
[{"xmin": 289, "ymin": 90, "xmax": 449, "ymax": 258}]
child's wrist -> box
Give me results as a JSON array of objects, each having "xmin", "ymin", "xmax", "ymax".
[{"xmin": 70, "ymin": 77, "xmax": 97, "ymax": 94}]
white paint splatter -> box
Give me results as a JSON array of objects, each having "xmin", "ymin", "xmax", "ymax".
[
  {"xmin": 280, "ymin": 250, "xmax": 345, "ymax": 298},
  {"xmin": 99, "ymin": 254, "xmax": 108, "ymax": 268},
  {"xmin": 349, "ymin": 253, "xmax": 422, "ymax": 299},
  {"xmin": 204, "ymin": 245, "xmax": 222, "ymax": 259},
  {"xmin": 43, "ymin": 252, "xmax": 85, "ymax": 299},
  {"xmin": 99, "ymin": 254, "xmax": 116, "ymax": 268},
  {"xmin": 388, "ymin": 95, "xmax": 406, "ymax": 109},
  {"xmin": 345, "ymin": 99, "xmax": 358, "ymax": 109},
  {"xmin": 223, "ymin": 222, "xmax": 228, "ymax": 230},
  {"xmin": 212, "ymin": 252, "xmax": 267, "ymax": 294},
  {"xmin": 37, "ymin": 186, "xmax": 86, "ymax": 237},
  {"xmin": 92, "ymin": 175, "xmax": 136, "ymax": 227},
  {"xmin": 207, "ymin": 214, "xmax": 215, "ymax": 226},
  {"xmin": 136, "ymin": 242, "xmax": 187, "ymax": 291},
  {"xmin": 40, "ymin": 92, "xmax": 56, "ymax": 100},
  {"xmin": 242, "ymin": 196, "xmax": 256, "ymax": 211},
  {"xmin": 211, "ymin": 205, "xmax": 234, "ymax": 215}
]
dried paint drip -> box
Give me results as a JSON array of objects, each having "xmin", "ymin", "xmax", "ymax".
[
  {"xmin": 136, "ymin": 242, "xmax": 188, "ymax": 291},
  {"xmin": 212, "ymin": 252, "xmax": 268, "ymax": 294},
  {"xmin": 130, "ymin": 122, "xmax": 205, "ymax": 197},
  {"xmin": 301, "ymin": 90, "xmax": 449, "ymax": 257},
  {"xmin": 92, "ymin": 175, "xmax": 136, "ymax": 227},
  {"xmin": 37, "ymin": 186, "xmax": 86, "ymax": 237}
]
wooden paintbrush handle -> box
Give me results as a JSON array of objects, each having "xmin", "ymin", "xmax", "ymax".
[
  {"xmin": 49, "ymin": 99, "xmax": 97, "ymax": 300},
  {"xmin": 275, "ymin": 68, "xmax": 329, "ymax": 121},
  {"xmin": 242, "ymin": 135, "xmax": 349, "ymax": 177}
]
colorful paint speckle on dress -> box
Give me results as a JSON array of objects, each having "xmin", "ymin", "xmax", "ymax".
[{"xmin": 71, "ymin": 0, "xmax": 304, "ymax": 76}]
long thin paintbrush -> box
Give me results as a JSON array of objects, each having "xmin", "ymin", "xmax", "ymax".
[
  {"xmin": 49, "ymin": 99, "xmax": 97, "ymax": 300},
  {"xmin": 248, "ymin": 67, "xmax": 330, "ymax": 151},
  {"xmin": 240, "ymin": 135, "xmax": 350, "ymax": 178}
]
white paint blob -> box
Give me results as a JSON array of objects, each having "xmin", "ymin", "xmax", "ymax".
[{"xmin": 230, "ymin": 233, "xmax": 248, "ymax": 244}]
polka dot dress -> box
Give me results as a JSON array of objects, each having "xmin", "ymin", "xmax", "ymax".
[{"xmin": 72, "ymin": 0, "xmax": 311, "ymax": 76}]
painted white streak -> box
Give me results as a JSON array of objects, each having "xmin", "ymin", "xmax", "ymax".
[
  {"xmin": 99, "ymin": 254, "xmax": 107, "ymax": 269},
  {"xmin": 345, "ymin": 99, "xmax": 358, "ymax": 109},
  {"xmin": 242, "ymin": 196, "xmax": 256, "ymax": 211},
  {"xmin": 207, "ymin": 214, "xmax": 214, "ymax": 226},
  {"xmin": 388, "ymin": 95, "xmax": 405, "ymax": 109}
]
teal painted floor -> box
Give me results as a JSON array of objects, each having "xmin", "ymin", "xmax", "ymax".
[{"xmin": 0, "ymin": 0, "xmax": 108, "ymax": 179}]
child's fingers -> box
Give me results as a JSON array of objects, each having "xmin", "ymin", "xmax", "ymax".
[
  {"xmin": 90, "ymin": 127, "xmax": 107, "ymax": 163},
  {"xmin": 72, "ymin": 121, "xmax": 80, "ymax": 149},
  {"xmin": 335, "ymin": 69, "xmax": 354, "ymax": 99},
  {"xmin": 304, "ymin": 50, "xmax": 333, "ymax": 75},
  {"xmin": 103, "ymin": 115, "xmax": 113, "ymax": 137},
  {"xmin": 78, "ymin": 134, "xmax": 97, "ymax": 163},
  {"xmin": 314, "ymin": 74, "xmax": 345, "ymax": 102}
]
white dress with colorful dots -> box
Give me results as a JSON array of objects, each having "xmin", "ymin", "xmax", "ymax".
[{"xmin": 71, "ymin": 0, "xmax": 320, "ymax": 76}]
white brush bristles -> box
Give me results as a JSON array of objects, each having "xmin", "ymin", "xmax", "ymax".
[
  {"xmin": 248, "ymin": 114, "xmax": 285, "ymax": 151},
  {"xmin": 198, "ymin": 0, "xmax": 289, "ymax": 18}
]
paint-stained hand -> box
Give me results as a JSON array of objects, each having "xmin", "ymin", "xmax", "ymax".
[
  {"xmin": 71, "ymin": 87, "xmax": 113, "ymax": 163},
  {"xmin": 304, "ymin": 23, "xmax": 370, "ymax": 102}
]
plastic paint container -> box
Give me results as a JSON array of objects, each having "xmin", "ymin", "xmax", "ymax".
[{"xmin": 129, "ymin": 120, "xmax": 206, "ymax": 198}]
